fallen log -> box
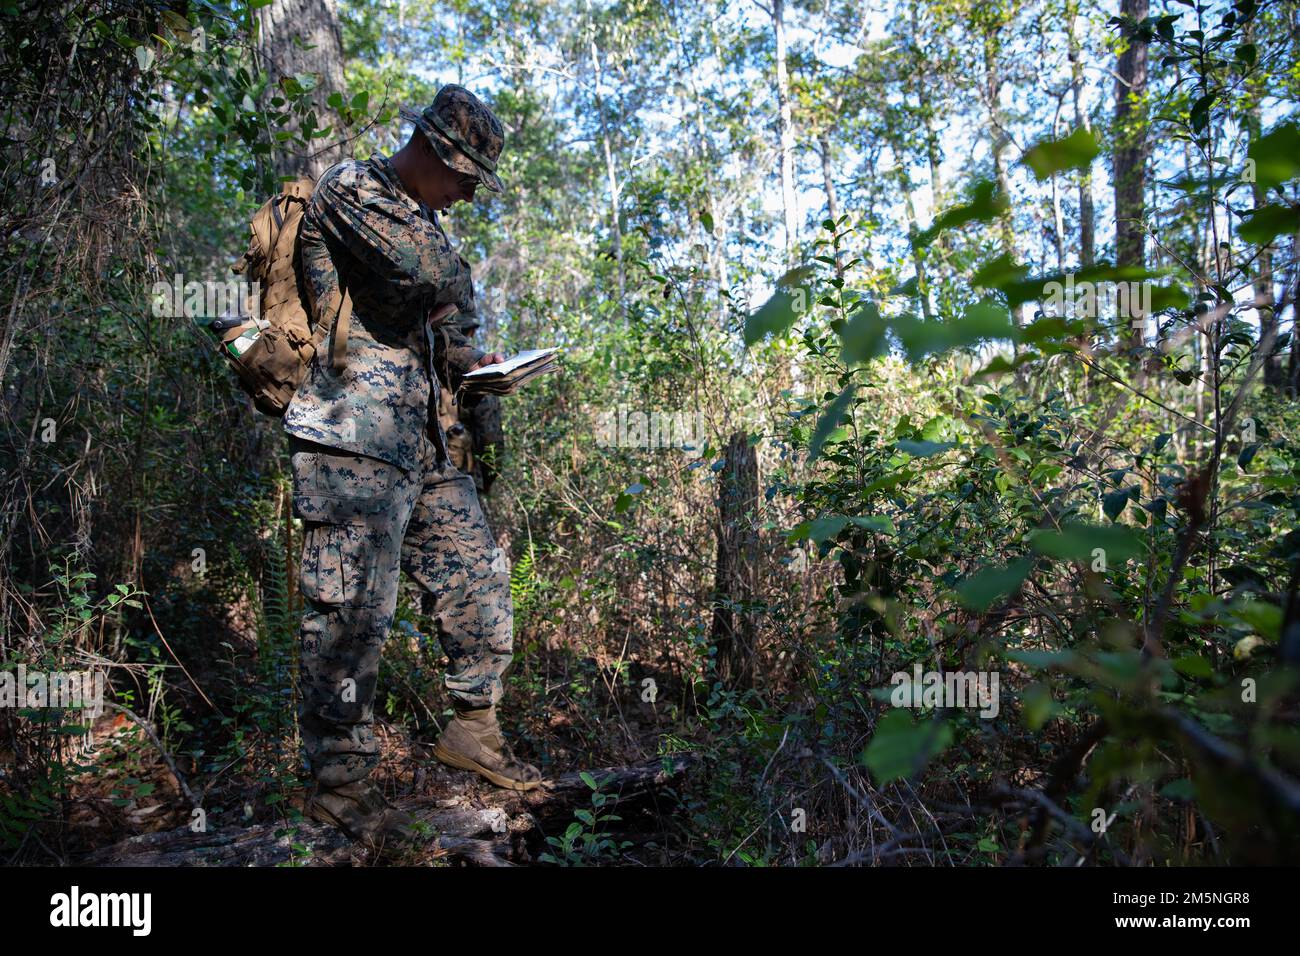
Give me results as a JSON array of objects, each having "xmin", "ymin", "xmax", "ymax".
[{"xmin": 80, "ymin": 753, "xmax": 697, "ymax": 867}]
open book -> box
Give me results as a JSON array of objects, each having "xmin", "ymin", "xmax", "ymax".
[{"xmin": 462, "ymin": 347, "xmax": 561, "ymax": 395}]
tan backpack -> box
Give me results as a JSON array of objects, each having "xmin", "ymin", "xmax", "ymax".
[{"xmin": 221, "ymin": 176, "xmax": 352, "ymax": 416}]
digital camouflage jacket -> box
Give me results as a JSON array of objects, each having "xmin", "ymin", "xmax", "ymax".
[{"xmin": 283, "ymin": 154, "xmax": 486, "ymax": 471}]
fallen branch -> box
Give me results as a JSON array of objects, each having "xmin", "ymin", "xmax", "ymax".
[{"xmin": 80, "ymin": 753, "xmax": 697, "ymax": 867}]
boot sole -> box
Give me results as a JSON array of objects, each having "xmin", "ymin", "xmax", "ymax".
[{"xmin": 431, "ymin": 743, "xmax": 543, "ymax": 792}]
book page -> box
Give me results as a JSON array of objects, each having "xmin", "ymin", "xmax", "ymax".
[{"xmin": 463, "ymin": 347, "xmax": 561, "ymax": 378}]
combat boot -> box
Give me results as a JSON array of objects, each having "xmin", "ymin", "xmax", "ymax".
[
  {"xmin": 304, "ymin": 779, "xmax": 425, "ymax": 853},
  {"xmin": 431, "ymin": 705, "xmax": 543, "ymax": 791}
]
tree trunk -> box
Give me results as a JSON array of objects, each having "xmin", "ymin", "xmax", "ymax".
[
  {"xmin": 1114, "ymin": 0, "xmax": 1149, "ymax": 279},
  {"xmin": 773, "ymin": 0, "xmax": 798, "ymax": 263},
  {"xmin": 910, "ymin": 0, "xmax": 944, "ymax": 205},
  {"xmin": 711, "ymin": 431, "xmax": 759, "ymax": 690},
  {"xmin": 818, "ymin": 132, "xmax": 843, "ymax": 274},
  {"xmin": 983, "ymin": 30, "xmax": 1022, "ymax": 326},
  {"xmin": 890, "ymin": 141, "xmax": 934, "ymax": 321},
  {"xmin": 1288, "ymin": 233, "xmax": 1300, "ymax": 397},
  {"xmin": 586, "ymin": 14, "xmax": 627, "ymax": 323},
  {"xmin": 1243, "ymin": 25, "xmax": 1281, "ymax": 390},
  {"xmin": 255, "ymin": 0, "xmax": 350, "ymax": 181},
  {"xmin": 1068, "ymin": 2, "xmax": 1095, "ymax": 266},
  {"xmin": 818, "ymin": 133, "xmax": 840, "ymax": 226}
]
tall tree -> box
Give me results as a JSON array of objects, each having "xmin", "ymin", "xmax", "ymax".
[
  {"xmin": 1067, "ymin": 0, "xmax": 1096, "ymax": 266},
  {"xmin": 1113, "ymin": 0, "xmax": 1149, "ymax": 276},
  {"xmin": 256, "ymin": 0, "xmax": 350, "ymax": 180},
  {"xmin": 761, "ymin": 0, "xmax": 799, "ymax": 263}
]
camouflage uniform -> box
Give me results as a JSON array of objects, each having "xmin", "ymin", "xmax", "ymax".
[{"xmin": 285, "ymin": 145, "xmax": 511, "ymax": 787}]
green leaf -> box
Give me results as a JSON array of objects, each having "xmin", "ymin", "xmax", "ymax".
[
  {"xmin": 744, "ymin": 288, "xmax": 803, "ymax": 346},
  {"xmin": 862, "ymin": 711, "xmax": 953, "ymax": 783},
  {"xmin": 1021, "ymin": 684, "xmax": 1055, "ymax": 730},
  {"xmin": 913, "ymin": 179, "xmax": 1006, "ymax": 250},
  {"xmin": 839, "ymin": 299, "xmax": 886, "ymax": 364},
  {"xmin": 1020, "ymin": 127, "xmax": 1100, "ymax": 180},
  {"xmin": 790, "ymin": 513, "xmax": 893, "ymax": 544},
  {"xmin": 1248, "ymin": 122, "xmax": 1300, "ymax": 190},
  {"xmin": 974, "ymin": 353, "xmax": 1037, "ymax": 378},
  {"xmin": 890, "ymin": 275, "xmax": 919, "ymax": 297},
  {"xmin": 808, "ymin": 384, "xmax": 855, "ymax": 462},
  {"xmin": 806, "ymin": 515, "xmax": 849, "ymax": 545},
  {"xmin": 1238, "ymin": 203, "xmax": 1300, "ymax": 246},
  {"xmin": 895, "ymin": 439, "xmax": 955, "ymax": 457},
  {"xmin": 972, "ymin": 253, "xmax": 1030, "ymax": 291},
  {"xmin": 614, "ymin": 482, "xmax": 644, "ymax": 514},
  {"xmin": 955, "ymin": 558, "xmax": 1033, "ymax": 611},
  {"xmin": 848, "ymin": 515, "xmax": 896, "ymax": 535},
  {"xmin": 1172, "ymin": 655, "xmax": 1213, "ymax": 679},
  {"xmin": 863, "ymin": 470, "xmax": 913, "ymax": 496},
  {"xmin": 1020, "ymin": 315, "xmax": 1081, "ymax": 345},
  {"xmin": 1103, "ymin": 487, "xmax": 1133, "ymax": 521},
  {"xmin": 1189, "ymin": 90, "xmax": 1218, "ymax": 134},
  {"xmin": 1159, "ymin": 778, "xmax": 1195, "ymax": 801},
  {"xmin": 1029, "ymin": 523, "xmax": 1145, "ymax": 564},
  {"xmin": 1226, "ymin": 600, "xmax": 1282, "ymax": 641},
  {"xmin": 890, "ymin": 299, "xmax": 1019, "ymax": 362}
]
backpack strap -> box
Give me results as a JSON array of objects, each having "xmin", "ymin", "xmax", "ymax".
[
  {"xmin": 310, "ymin": 284, "xmax": 352, "ymax": 372},
  {"xmin": 330, "ymin": 287, "xmax": 353, "ymax": 371}
]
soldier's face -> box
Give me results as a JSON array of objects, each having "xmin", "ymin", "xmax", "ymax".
[
  {"xmin": 425, "ymin": 160, "xmax": 479, "ymax": 212},
  {"xmin": 452, "ymin": 173, "xmax": 480, "ymax": 204}
]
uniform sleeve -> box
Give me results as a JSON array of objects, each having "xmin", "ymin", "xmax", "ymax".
[
  {"xmin": 440, "ymin": 256, "xmax": 486, "ymax": 373},
  {"xmin": 308, "ymin": 167, "xmax": 473, "ymax": 312},
  {"xmin": 441, "ymin": 319, "xmax": 486, "ymax": 375}
]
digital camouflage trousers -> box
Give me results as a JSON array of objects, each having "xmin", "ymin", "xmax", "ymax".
[{"xmin": 289, "ymin": 434, "xmax": 513, "ymax": 787}]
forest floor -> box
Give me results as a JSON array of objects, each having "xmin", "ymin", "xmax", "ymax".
[{"xmin": 52, "ymin": 669, "xmax": 694, "ymax": 867}]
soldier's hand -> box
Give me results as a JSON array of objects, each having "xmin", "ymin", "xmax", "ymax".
[{"xmin": 468, "ymin": 352, "xmax": 506, "ymax": 371}]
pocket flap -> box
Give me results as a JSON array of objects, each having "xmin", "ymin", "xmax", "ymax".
[{"xmin": 291, "ymin": 446, "xmax": 401, "ymax": 521}]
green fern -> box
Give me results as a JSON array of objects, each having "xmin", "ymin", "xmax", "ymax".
[
  {"xmin": 260, "ymin": 544, "xmax": 293, "ymax": 654},
  {"xmin": 510, "ymin": 540, "xmax": 539, "ymax": 617}
]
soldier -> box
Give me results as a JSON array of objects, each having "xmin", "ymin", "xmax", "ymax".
[{"xmin": 284, "ymin": 84, "xmax": 542, "ymax": 848}]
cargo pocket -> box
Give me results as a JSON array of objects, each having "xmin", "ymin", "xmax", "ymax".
[
  {"xmin": 290, "ymin": 444, "xmax": 401, "ymax": 522},
  {"xmin": 299, "ymin": 522, "xmax": 370, "ymax": 608}
]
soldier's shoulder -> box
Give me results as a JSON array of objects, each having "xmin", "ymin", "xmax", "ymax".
[{"xmin": 313, "ymin": 158, "xmax": 390, "ymax": 206}]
